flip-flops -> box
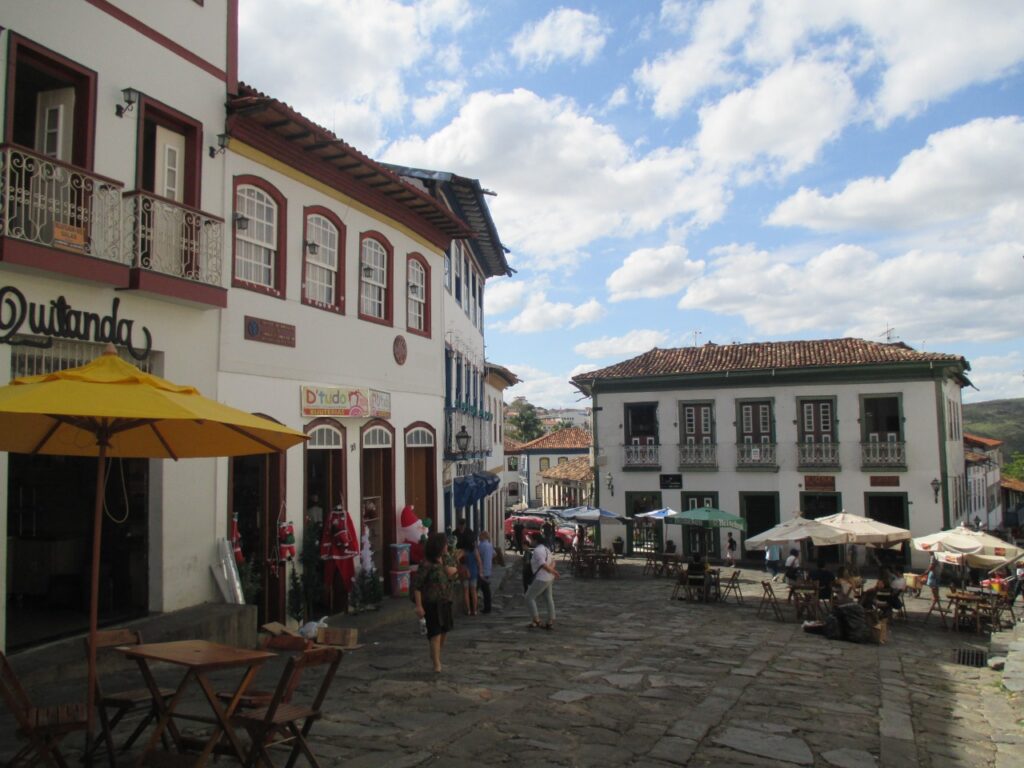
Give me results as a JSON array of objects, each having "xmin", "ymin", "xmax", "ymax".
[
  {"xmin": 542, "ymin": 623, "xmax": 553, "ymax": 630},
  {"xmin": 527, "ymin": 620, "xmax": 542, "ymax": 629}
]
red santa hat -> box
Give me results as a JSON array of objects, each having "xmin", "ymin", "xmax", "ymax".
[{"xmin": 399, "ymin": 505, "xmax": 418, "ymax": 528}]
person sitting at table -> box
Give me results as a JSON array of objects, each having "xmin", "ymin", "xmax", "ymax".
[
  {"xmin": 808, "ymin": 558, "xmax": 835, "ymax": 600},
  {"xmin": 686, "ymin": 552, "xmax": 711, "ymax": 597},
  {"xmin": 861, "ymin": 567, "xmax": 900, "ymax": 612},
  {"xmin": 834, "ymin": 566, "xmax": 858, "ymax": 603}
]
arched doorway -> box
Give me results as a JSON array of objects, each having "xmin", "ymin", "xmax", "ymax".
[
  {"xmin": 404, "ymin": 424, "xmax": 437, "ymax": 531},
  {"xmin": 361, "ymin": 421, "xmax": 395, "ymax": 588},
  {"xmin": 304, "ymin": 420, "xmax": 345, "ymax": 613}
]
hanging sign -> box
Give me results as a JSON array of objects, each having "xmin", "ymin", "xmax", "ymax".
[
  {"xmin": 301, "ymin": 385, "xmax": 391, "ymax": 418},
  {"xmin": 244, "ymin": 316, "xmax": 295, "ymax": 347}
]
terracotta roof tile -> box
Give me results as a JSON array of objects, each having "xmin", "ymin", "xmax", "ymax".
[
  {"xmin": 541, "ymin": 456, "xmax": 593, "ymax": 482},
  {"xmin": 521, "ymin": 427, "xmax": 592, "ymax": 451},
  {"xmin": 1002, "ymin": 477, "xmax": 1024, "ymax": 492},
  {"xmin": 964, "ymin": 433, "xmax": 1003, "ymax": 449},
  {"xmin": 572, "ymin": 338, "xmax": 967, "ymax": 387},
  {"xmin": 503, "ymin": 437, "xmax": 524, "ymax": 453},
  {"xmin": 965, "ymin": 451, "xmax": 990, "ymax": 464}
]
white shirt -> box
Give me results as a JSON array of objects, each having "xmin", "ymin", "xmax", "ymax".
[{"xmin": 531, "ymin": 544, "xmax": 555, "ymax": 583}]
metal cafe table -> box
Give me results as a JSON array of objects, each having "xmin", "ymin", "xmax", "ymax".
[{"xmin": 118, "ymin": 639, "xmax": 275, "ymax": 766}]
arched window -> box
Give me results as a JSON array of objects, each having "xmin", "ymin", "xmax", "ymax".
[
  {"xmin": 359, "ymin": 233, "xmax": 393, "ymax": 324},
  {"xmin": 364, "ymin": 425, "xmax": 392, "ymax": 448},
  {"xmin": 308, "ymin": 424, "xmax": 343, "ymax": 449},
  {"xmin": 303, "ymin": 209, "xmax": 344, "ymax": 312},
  {"xmin": 406, "ymin": 427, "xmax": 434, "ymax": 447},
  {"xmin": 539, "ymin": 457, "xmax": 550, "ymax": 471},
  {"xmin": 557, "ymin": 456, "xmax": 568, "ymax": 465},
  {"xmin": 234, "ymin": 180, "xmax": 285, "ymax": 295},
  {"xmin": 407, "ymin": 255, "xmax": 429, "ymax": 336}
]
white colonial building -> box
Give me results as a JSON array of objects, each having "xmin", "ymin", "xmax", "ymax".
[
  {"xmin": 964, "ymin": 433, "xmax": 1003, "ymax": 533},
  {"xmin": 571, "ymin": 339, "xmax": 970, "ymax": 566},
  {"xmin": 517, "ymin": 427, "xmax": 593, "ymax": 508}
]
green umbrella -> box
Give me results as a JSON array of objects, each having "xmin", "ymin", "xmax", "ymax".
[{"xmin": 665, "ymin": 506, "xmax": 746, "ymax": 531}]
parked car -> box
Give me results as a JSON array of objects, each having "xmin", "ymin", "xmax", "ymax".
[{"xmin": 503, "ymin": 514, "xmax": 574, "ymax": 551}]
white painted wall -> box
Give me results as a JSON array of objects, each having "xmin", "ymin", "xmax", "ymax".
[{"xmin": 595, "ymin": 376, "xmax": 961, "ymax": 567}]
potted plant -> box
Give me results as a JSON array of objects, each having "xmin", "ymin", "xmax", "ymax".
[{"xmin": 612, "ymin": 536, "xmax": 624, "ymax": 555}]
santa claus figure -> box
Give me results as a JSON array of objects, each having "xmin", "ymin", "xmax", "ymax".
[
  {"xmin": 320, "ymin": 506, "xmax": 359, "ymax": 610},
  {"xmin": 278, "ymin": 520, "xmax": 296, "ymax": 561},
  {"xmin": 398, "ymin": 505, "xmax": 428, "ymax": 562}
]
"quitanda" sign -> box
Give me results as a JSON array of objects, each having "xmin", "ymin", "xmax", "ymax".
[{"xmin": 0, "ymin": 285, "xmax": 153, "ymax": 360}]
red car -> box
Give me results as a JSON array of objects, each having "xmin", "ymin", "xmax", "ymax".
[{"xmin": 504, "ymin": 514, "xmax": 575, "ymax": 551}]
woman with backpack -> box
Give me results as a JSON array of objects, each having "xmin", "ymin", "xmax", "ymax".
[
  {"xmin": 524, "ymin": 540, "xmax": 560, "ymax": 630},
  {"xmin": 412, "ymin": 532, "xmax": 458, "ymax": 673}
]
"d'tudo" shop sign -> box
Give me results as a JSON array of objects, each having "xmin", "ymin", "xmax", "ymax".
[{"xmin": 300, "ymin": 385, "xmax": 391, "ymax": 419}]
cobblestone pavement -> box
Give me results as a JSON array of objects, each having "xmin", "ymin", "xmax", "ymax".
[{"xmin": 3, "ymin": 560, "xmax": 1022, "ymax": 767}]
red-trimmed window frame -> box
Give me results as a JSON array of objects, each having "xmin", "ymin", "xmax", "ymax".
[
  {"xmin": 405, "ymin": 252, "xmax": 431, "ymax": 338},
  {"xmin": 135, "ymin": 95, "xmax": 203, "ymax": 206},
  {"xmin": 302, "ymin": 205, "xmax": 346, "ymax": 314},
  {"xmin": 232, "ymin": 174, "xmax": 287, "ymax": 299},
  {"xmin": 4, "ymin": 33, "xmax": 98, "ymax": 170},
  {"xmin": 358, "ymin": 230, "xmax": 394, "ymax": 327}
]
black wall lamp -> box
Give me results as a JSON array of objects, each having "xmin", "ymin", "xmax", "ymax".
[
  {"xmin": 455, "ymin": 425, "xmax": 471, "ymax": 454},
  {"xmin": 208, "ymin": 133, "xmax": 228, "ymax": 158},
  {"xmin": 605, "ymin": 472, "xmax": 614, "ymax": 496},
  {"xmin": 232, "ymin": 212, "xmax": 250, "ymax": 231},
  {"xmin": 930, "ymin": 477, "xmax": 941, "ymax": 503},
  {"xmin": 116, "ymin": 88, "xmax": 140, "ymax": 117}
]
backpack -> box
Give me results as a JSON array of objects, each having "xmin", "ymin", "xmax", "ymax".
[{"xmin": 522, "ymin": 547, "xmax": 543, "ymax": 592}]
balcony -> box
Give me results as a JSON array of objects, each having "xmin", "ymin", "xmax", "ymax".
[
  {"xmin": 124, "ymin": 191, "xmax": 226, "ymax": 307},
  {"xmin": 0, "ymin": 145, "xmax": 127, "ymax": 283},
  {"xmin": 446, "ymin": 405, "xmax": 494, "ymax": 459},
  {"xmin": 861, "ymin": 440, "xmax": 906, "ymax": 469},
  {"xmin": 678, "ymin": 442, "xmax": 717, "ymax": 469},
  {"xmin": 797, "ymin": 441, "xmax": 840, "ymax": 469},
  {"xmin": 737, "ymin": 442, "xmax": 777, "ymax": 469},
  {"xmin": 624, "ymin": 443, "xmax": 659, "ymax": 468}
]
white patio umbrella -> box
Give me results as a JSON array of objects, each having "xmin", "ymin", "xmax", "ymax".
[
  {"xmin": 743, "ymin": 516, "xmax": 851, "ymax": 550},
  {"xmin": 912, "ymin": 523, "xmax": 1024, "ymax": 568},
  {"xmin": 817, "ymin": 512, "xmax": 911, "ymax": 546},
  {"xmin": 635, "ymin": 507, "xmax": 678, "ymax": 519}
]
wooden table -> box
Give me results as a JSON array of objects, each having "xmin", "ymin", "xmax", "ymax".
[
  {"xmin": 790, "ymin": 584, "xmax": 821, "ymax": 621},
  {"xmin": 119, "ymin": 639, "xmax": 275, "ymax": 767},
  {"xmin": 948, "ymin": 592, "xmax": 986, "ymax": 634}
]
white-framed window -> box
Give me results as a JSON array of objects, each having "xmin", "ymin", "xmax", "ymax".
[
  {"xmin": 470, "ymin": 272, "xmax": 477, "ymax": 325},
  {"xmin": 308, "ymin": 424, "xmax": 343, "ymax": 449},
  {"xmin": 406, "ymin": 427, "xmax": 434, "ymax": 447},
  {"xmin": 360, "ymin": 238, "xmax": 387, "ymax": 319},
  {"xmin": 463, "ymin": 255, "xmax": 470, "ymax": 315},
  {"xmin": 407, "ymin": 258, "xmax": 426, "ymax": 332},
  {"xmin": 235, "ymin": 185, "xmax": 277, "ymax": 288},
  {"xmin": 444, "ymin": 250, "xmax": 452, "ymax": 293},
  {"xmin": 453, "ymin": 241, "xmax": 463, "ymax": 304},
  {"xmin": 364, "ymin": 425, "xmax": 392, "ymax": 448},
  {"xmin": 305, "ymin": 214, "xmax": 339, "ymax": 307}
]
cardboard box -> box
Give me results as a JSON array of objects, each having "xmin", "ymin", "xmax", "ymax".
[
  {"xmin": 870, "ymin": 619, "xmax": 889, "ymax": 645},
  {"xmin": 316, "ymin": 627, "xmax": 360, "ymax": 648}
]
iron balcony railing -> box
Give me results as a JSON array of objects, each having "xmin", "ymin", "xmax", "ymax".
[
  {"xmin": 678, "ymin": 442, "xmax": 718, "ymax": 469},
  {"xmin": 861, "ymin": 440, "xmax": 906, "ymax": 468},
  {"xmin": 737, "ymin": 442, "xmax": 777, "ymax": 468},
  {"xmin": 797, "ymin": 441, "xmax": 840, "ymax": 467},
  {"xmin": 446, "ymin": 407, "xmax": 494, "ymax": 458},
  {"xmin": 0, "ymin": 145, "xmax": 125, "ymax": 264},
  {"xmin": 124, "ymin": 191, "xmax": 223, "ymax": 287},
  {"xmin": 624, "ymin": 443, "xmax": 659, "ymax": 467}
]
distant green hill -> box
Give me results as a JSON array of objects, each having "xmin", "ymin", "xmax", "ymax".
[{"xmin": 963, "ymin": 398, "xmax": 1024, "ymax": 459}]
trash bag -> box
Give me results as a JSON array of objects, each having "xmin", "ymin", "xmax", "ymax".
[{"xmin": 835, "ymin": 603, "xmax": 869, "ymax": 643}]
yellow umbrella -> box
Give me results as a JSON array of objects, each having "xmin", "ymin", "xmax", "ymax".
[{"xmin": 0, "ymin": 346, "xmax": 307, "ymax": 756}]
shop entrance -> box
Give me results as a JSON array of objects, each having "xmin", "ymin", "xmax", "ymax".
[
  {"xmin": 404, "ymin": 426, "xmax": 436, "ymax": 530},
  {"xmin": 801, "ymin": 492, "xmax": 842, "ymax": 564},
  {"xmin": 361, "ymin": 423, "xmax": 394, "ymax": 589},
  {"xmin": 625, "ymin": 491, "xmax": 662, "ymax": 555},
  {"xmin": 304, "ymin": 421, "xmax": 344, "ymax": 615},
  {"xmin": 6, "ymin": 454, "xmax": 149, "ymax": 650},
  {"xmin": 230, "ymin": 452, "xmax": 285, "ymax": 625},
  {"xmin": 682, "ymin": 492, "xmax": 720, "ymax": 558},
  {"xmin": 866, "ymin": 492, "xmax": 910, "ymax": 566},
  {"xmin": 740, "ymin": 493, "xmax": 779, "ymax": 560}
]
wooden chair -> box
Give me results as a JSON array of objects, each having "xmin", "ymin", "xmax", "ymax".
[
  {"xmin": 923, "ymin": 587, "xmax": 950, "ymax": 629},
  {"xmin": 84, "ymin": 628, "xmax": 174, "ymax": 764},
  {"xmin": 232, "ymin": 646, "xmax": 343, "ymax": 768},
  {"xmin": 758, "ymin": 581, "xmax": 785, "ymax": 621},
  {"xmin": 0, "ymin": 649, "xmax": 89, "ymax": 768},
  {"xmin": 793, "ymin": 582, "xmax": 820, "ymax": 621},
  {"xmin": 720, "ymin": 570, "xmax": 743, "ymax": 604},
  {"xmin": 216, "ymin": 634, "xmax": 312, "ymax": 711}
]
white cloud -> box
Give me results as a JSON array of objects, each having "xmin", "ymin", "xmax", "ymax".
[
  {"xmin": 510, "ymin": 8, "xmax": 608, "ymax": 69},
  {"xmin": 634, "ymin": 0, "xmax": 753, "ymax": 117},
  {"xmin": 383, "ymin": 89, "xmax": 728, "ymax": 264},
  {"xmin": 768, "ymin": 117, "xmax": 1024, "ymax": 232},
  {"xmin": 963, "ymin": 353, "xmax": 1024, "ymax": 404},
  {"xmin": 574, "ymin": 329, "xmax": 670, "ymax": 360},
  {"xmin": 678, "ymin": 242, "xmax": 1024, "ymax": 344},
  {"xmin": 696, "ymin": 59, "xmax": 856, "ymax": 176},
  {"xmin": 604, "ymin": 86, "xmax": 629, "ymax": 112},
  {"xmin": 238, "ymin": 0, "xmax": 472, "ymax": 150},
  {"xmin": 504, "ymin": 364, "xmax": 586, "ymax": 409},
  {"xmin": 606, "ymin": 244, "xmax": 704, "ymax": 301},
  {"xmin": 484, "ymin": 280, "xmax": 529, "ymax": 316},
  {"xmin": 494, "ymin": 292, "xmax": 604, "ymax": 334},
  {"xmin": 412, "ymin": 80, "xmax": 466, "ymax": 125}
]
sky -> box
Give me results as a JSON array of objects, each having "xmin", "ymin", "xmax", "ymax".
[{"xmin": 239, "ymin": 0, "xmax": 1024, "ymax": 409}]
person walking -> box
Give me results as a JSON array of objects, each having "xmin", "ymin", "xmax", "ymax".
[
  {"xmin": 477, "ymin": 530, "xmax": 495, "ymax": 614},
  {"xmin": 525, "ymin": 539, "xmax": 559, "ymax": 630},
  {"xmin": 412, "ymin": 532, "xmax": 458, "ymax": 673},
  {"xmin": 725, "ymin": 532, "xmax": 738, "ymax": 567},
  {"xmin": 766, "ymin": 543, "xmax": 782, "ymax": 580},
  {"xmin": 454, "ymin": 518, "xmax": 482, "ymax": 616}
]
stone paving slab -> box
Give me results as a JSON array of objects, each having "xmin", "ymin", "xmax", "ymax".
[{"xmin": 1, "ymin": 560, "xmax": 1021, "ymax": 766}]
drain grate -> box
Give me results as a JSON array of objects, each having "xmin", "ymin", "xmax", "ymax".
[{"xmin": 953, "ymin": 648, "xmax": 988, "ymax": 667}]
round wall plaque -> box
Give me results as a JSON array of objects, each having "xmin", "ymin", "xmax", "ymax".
[{"xmin": 393, "ymin": 335, "xmax": 408, "ymax": 365}]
